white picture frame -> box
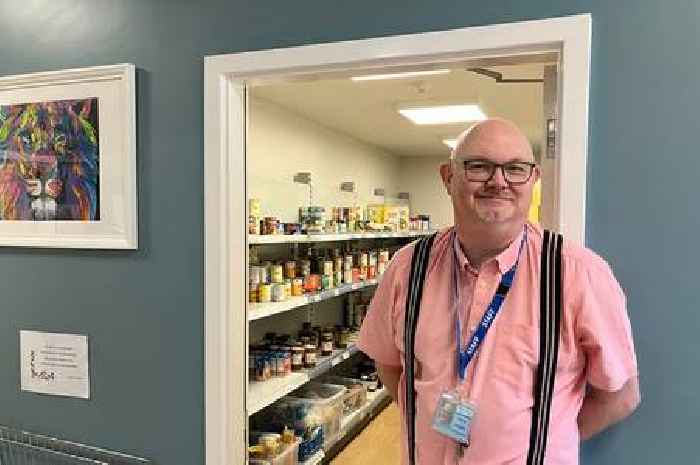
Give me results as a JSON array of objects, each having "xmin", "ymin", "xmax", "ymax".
[{"xmin": 0, "ymin": 63, "xmax": 137, "ymax": 249}]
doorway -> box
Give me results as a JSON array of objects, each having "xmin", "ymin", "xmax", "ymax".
[{"xmin": 204, "ymin": 14, "xmax": 590, "ymax": 465}]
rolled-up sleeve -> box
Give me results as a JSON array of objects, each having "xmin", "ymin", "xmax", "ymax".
[
  {"xmin": 575, "ymin": 256, "xmax": 638, "ymax": 392},
  {"xmin": 357, "ymin": 252, "xmax": 407, "ymax": 367}
]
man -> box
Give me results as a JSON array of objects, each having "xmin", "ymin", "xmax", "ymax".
[{"xmin": 357, "ymin": 119, "xmax": 640, "ymax": 465}]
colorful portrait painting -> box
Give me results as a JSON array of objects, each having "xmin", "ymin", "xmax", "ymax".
[{"xmin": 0, "ymin": 98, "xmax": 100, "ymax": 221}]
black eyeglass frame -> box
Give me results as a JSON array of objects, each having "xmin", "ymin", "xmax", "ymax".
[{"xmin": 453, "ymin": 158, "xmax": 537, "ymax": 185}]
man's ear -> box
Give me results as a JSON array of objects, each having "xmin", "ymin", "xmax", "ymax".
[{"xmin": 440, "ymin": 162, "xmax": 453, "ymax": 196}]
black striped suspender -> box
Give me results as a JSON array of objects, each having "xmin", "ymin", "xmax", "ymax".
[{"xmin": 403, "ymin": 230, "xmax": 563, "ymax": 465}]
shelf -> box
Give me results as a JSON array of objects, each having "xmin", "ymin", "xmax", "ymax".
[
  {"xmin": 248, "ymin": 343, "xmax": 361, "ymax": 415},
  {"xmin": 248, "ymin": 230, "xmax": 436, "ymax": 245},
  {"xmin": 248, "ymin": 280, "xmax": 378, "ymax": 321}
]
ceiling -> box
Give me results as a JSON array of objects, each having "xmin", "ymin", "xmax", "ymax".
[{"xmin": 251, "ymin": 56, "xmax": 555, "ymax": 158}]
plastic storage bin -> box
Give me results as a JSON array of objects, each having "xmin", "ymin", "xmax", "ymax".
[
  {"xmin": 287, "ymin": 383, "xmax": 347, "ymax": 449},
  {"xmin": 317, "ymin": 375, "xmax": 368, "ymax": 415},
  {"xmin": 249, "ymin": 432, "xmax": 300, "ymax": 465}
]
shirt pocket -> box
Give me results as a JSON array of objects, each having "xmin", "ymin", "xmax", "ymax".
[{"xmin": 491, "ymin": 323, "xmax": 539, "ymax": 401}]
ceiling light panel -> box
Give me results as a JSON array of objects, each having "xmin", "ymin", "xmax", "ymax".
[
  {"xmin": 351, "ymin": 69, "xmax": 450, "ymax": 81},
  {"xmin": 398, "ymin": 105, "xmax": 486, "ymax": 125}
]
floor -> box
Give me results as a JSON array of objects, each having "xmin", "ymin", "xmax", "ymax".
[{"xmin": 330, "ymin": 403, "xmax": 402, "ymax": 465}]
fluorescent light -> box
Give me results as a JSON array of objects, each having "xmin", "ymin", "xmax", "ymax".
[
  {"xmin": 443, "ymin": 139, "xmax": 458, "ymax": 149},
  {"xmin": 351, "ymin": 69, "xmax": 450, "ymax": 81},
  {"xmin": 398, "ymin": 105, "xmax": 486, "ymax": 125}
]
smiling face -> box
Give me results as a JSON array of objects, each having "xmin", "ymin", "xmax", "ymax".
[{"xmin": 440, "ymin": 119, "xmax": 539, "ymax": 233}]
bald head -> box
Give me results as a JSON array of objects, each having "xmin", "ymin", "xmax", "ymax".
[{"xmin": 452, "ymin": 118, "xmax": 534, "ymax": 163}]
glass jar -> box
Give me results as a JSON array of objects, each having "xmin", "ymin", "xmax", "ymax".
[
  {"xmin": 303, "ymin": 344, "xmax": 317, "ymax": 368},
  {"xmin": 321, "ymin": 329, "xmax": 334, "ymax": 356},
  {"xmin": 291, "ymin": 343, "xmax": 304, "ymax": 371},
  {"xmin": 336, "ymin": 327, "xmax": 350, "ymax": 349}
]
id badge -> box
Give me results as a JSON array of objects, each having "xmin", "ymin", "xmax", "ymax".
[{"xmin": 431, "ymin": 390, "xmax": 476, "ymax": 445}]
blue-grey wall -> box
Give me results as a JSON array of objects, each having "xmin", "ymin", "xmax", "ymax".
[{"xmin": 0, "ymin": 1, "xmax": 695, "ymax": 464}]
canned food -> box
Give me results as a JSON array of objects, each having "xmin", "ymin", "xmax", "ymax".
[
  {"xmin": 292, "ymin": 278, "xmax": 304, "ymax": 296},
  {"xmin": 284, "ymin": 280, "xmax": 292, "ymax": 298},
  {"xmin": 284, "ymin": 261, "xmax": 297, "ymax": 279},
  {"xmin": 334, "ymin": 257, "xmax": 343, "ymax": 273},
  {"xmin": 249, "ymin": 199, "xmax": 261, "ymax": 218},
  {"xmin": 270, "ymin": 265, "xmax": 284, "ymax": 284},
  {"xmin": 259, "ymin": 284, "xmax": 272, "ymax": 303},
  {"xmin": 248, "ymin": 216, "xmax": 260, "ymax": 235},
  {"xmin": 272, "ymin": 284, "xmax": 286, "ymax": 302},
  {"xmin": 249, "ymin": 284, "xmax": 258, "ymax": 303}
]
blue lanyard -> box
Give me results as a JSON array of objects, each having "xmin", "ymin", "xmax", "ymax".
[{"xmin": 453, "ymin": 229, "xmax": 526, "ymax": 381}]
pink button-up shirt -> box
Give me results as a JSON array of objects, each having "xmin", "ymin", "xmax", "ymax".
[{"xmin": 357, "ymin": 223, "xmax": 638, "ymax": 465}]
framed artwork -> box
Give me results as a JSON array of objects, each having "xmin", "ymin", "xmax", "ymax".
[{"xmin": 0, "ymin": 64, "xmax": 137, "ymax": 248}]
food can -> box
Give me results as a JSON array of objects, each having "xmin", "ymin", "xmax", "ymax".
[
  {"xmin": 258, "ymin": 284, "xmax": 272, "ymax": 303},
  {"xmin": 249, "ymin": 284, "xmax": 258, "ymax": 303},
  {"xmin": 272, "ymin": 283, "xmax": 286, "ymax": 302},
  {"xmin": 249, "ymin": 199, "xmax": 261, "ymax": 218},
  {"xmin": 283, "ymin": 279, "xmax": 292, "ymax": 298},
  {"xmin": 323, "ymin": 260, "xmax": 334, "ymax": 276},
  {"xmin": 248, "ymin": 215, "xmax": 260, "ymax": 235},
  {"xmin": 284, "ymin": 261, "xmax": 297, "ymax": 279},
  {"xmin": 270, "ymin": 265, "xmax": 284, "ymax": 284},
  {"xmin": 292, "ymin": 278, "xmax": 304, "ymax": 296},
  {"xmin": 344, "ymin": 270, "xmax": 354, "ymax": 285}
]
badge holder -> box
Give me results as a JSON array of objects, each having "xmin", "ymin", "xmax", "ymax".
[{"xmin": 431, "ymin": 389, "xmax": 476, "ymax": 446}]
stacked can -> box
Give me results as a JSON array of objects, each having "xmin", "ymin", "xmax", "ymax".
[{"xmin": 249, "ymin": 199, "xmax": 261, "ymax": 235}]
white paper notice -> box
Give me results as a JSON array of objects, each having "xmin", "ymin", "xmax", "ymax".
[{"xmin": 20, "ymin": 330, "xmax": 90, "ymax": 399}]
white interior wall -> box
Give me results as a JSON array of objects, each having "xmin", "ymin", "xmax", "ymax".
[
  {"xmin": 398, "ymin": 157, "xmax": 454, "ymax": 229},
  {"xmin": 248, "ymin": 97, "xmax": 402, "ymax": 222}
]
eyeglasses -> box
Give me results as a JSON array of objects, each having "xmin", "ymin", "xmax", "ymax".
[{"xmin": 455, "ymin": 158, "xmax": 536, "ymax": 185}]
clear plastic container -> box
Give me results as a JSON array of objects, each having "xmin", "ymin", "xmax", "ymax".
[
  {"xmin": 287, "ymin": 383, "xmax": 347, "ymax": 449},
  {"xmin": 317, "ymin": 375, "xmax": 368, "ymax": 415}
]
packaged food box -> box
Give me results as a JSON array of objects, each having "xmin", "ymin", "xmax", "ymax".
[{"xmin": 249, "ymin": 432, "xmax": 300, "ymax": 465}]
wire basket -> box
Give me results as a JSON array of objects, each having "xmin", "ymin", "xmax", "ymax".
[{"xmin": 0, "ymin": 425, "xmax": 150, "ymax": 465}]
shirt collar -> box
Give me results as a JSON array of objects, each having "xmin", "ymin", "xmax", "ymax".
[{"xmin": 452, "ymin": 227, "xmax": 525, "ymax": 275}]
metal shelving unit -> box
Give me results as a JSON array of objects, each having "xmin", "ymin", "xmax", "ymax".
[{"xmin": 249, "ymin": 230, "xmax": 435, "ymax": 245}]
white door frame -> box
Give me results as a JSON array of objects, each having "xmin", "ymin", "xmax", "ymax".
[{"xmin": 204, "ymin": 13, "xmax": 591, "ymax": 465}]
